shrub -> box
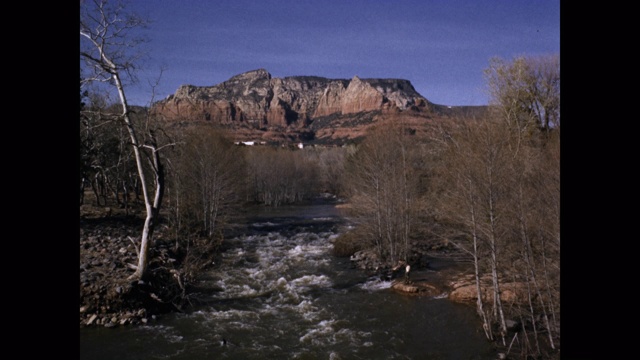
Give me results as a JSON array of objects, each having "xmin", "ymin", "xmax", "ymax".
[{"xmin": 332, "ymin": 231, "xmax": 364, "ymax": 257}]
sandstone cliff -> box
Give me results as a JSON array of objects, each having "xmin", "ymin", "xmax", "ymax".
[
  {"xmin": 151, "ymin": 69, "xmax": 487, "ymax": 144},
  {"xmin": 153, "ymin": 69, "xmax": 429, "ymax": 127}
]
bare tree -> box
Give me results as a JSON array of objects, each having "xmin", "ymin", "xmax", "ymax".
[
  {"xmin": 433, "ymin": 117, "xmax": 511, "ymax": 343},
  {"xmin": 167, "ymin": 126, "xmax": 246, "ymax": 238},
  {"xmin": 303, "ymin": 146, "xmax": 347, "ymax": 196},
  {"xmin": 424, "ymin": 55, "xmax": 560, "ymax": 357},
  {"xmin": 245, "ymin": 147, "xmax": 320, "ymax": 206},
  {"xmin": 80, "ymin": 91, "xmax": 137, "ymax": 210},
  {"xmin": 505, "ymin": 132, "xmax": 560, "ymax": 355},
  {"xmin": 343, "ymin": 119, "xmax": 421, "ymax": 266},
  {"xmin": 484, "ymin": 55, "xmax": 560, "ymax": 137},
  {"xmin": 485, "ymin": 54, "xmax": 560, "ymax": 355},
  {"xmin": 80, "ymin": 0, "xmax": 168, "ymax": 280}
]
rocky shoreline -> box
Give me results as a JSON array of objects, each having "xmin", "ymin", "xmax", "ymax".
[
  {"xmin": 349, "ymin": 247, "xmax": 529, "ymax": 306},
  {"xmin": 79, "ymin": 213, "xmax": 211, "ymax": 328},
  {"xmin": 80, "ymin": 208, "xmax": 505, "ymax": 329}
]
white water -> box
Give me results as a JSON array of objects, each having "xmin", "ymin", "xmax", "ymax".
[{"xmin": 80, "ymin": 203, "xmax": 497, "ymax": 360}]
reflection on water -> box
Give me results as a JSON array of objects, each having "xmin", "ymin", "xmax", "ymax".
[{"xmin": 80, "ymin": 203, "xmax": 496, "ymax": 360}]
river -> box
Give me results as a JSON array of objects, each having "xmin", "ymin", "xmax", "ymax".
[{"xmin": 79, "ymin": 202, "xmax": 497, "ymax": 359}]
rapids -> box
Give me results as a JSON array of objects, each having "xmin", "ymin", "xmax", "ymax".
[{"xmin": 80, "ymin": 202, "xmax": 497, "ymax": 359}]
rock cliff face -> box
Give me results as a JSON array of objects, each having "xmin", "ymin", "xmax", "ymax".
[{"xmin": 152, "ymin": 69, "xmax": 430, "ymax": 129}]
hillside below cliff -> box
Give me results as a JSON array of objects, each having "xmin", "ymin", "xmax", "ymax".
[{"xmin": 151, "ymin": 69, "xmax": 487, "ymax": 145}]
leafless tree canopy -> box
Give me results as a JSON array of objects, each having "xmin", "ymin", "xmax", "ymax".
[
  {"xmin": 484, "ymin": 54, "xmax": 560, "ymax": 134},
  {"xmin": 164, "ymin": 126, "xmax": 247, "ymax": 239},
  {"xmin": 80, "ymin": 0, "xmax": 148, "ymax": 88},
  {"xmin": 343, "ymin": 120, "xmax": 423, "ymax": 265},
  {"xmin": 81, "ymin": 0, "xmax": 164, "ymax": 280}
]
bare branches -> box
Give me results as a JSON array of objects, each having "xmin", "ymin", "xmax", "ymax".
[
  {"xmin": 431, "ymin": 91, "xmax": 560, "ymax": 353},
  {"xmin": 80, "ymin": 0, "xmax": 149, "ymax": 86},
  {"xmin": 343, "ymin": 120, "xmax": 422, "ymax": 265},
  {"xmin": 80, "ymin": 0, "xmax": 164, "ymax": 281},
  {"xmin": 484, "ymin": 55, "xmax": 560, "ymax": 134}
]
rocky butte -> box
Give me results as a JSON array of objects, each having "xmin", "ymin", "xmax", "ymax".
[{"xmin": 151, "ymin": 68, "xmax": 486, "ymax": 144}]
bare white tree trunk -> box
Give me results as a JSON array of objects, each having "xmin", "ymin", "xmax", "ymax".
[
  {"xmin": 487, "ymin": 187, "xmax": 508, "ymax": 346},
  {"xmin": 469, "ymin": 191, "xmax": 492, "ymax": 341},
  {"xmin": 81, "ymin": 1, "xmax": 167, "ymax": 280},
  {"xmin": 101, "ymin": 57, "xmax": 157, "ymax": 281}
]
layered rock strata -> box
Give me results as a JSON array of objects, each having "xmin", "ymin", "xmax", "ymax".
[{"xmin": 152, "ymin": 69, "xmax": 430, "ymax": 128}]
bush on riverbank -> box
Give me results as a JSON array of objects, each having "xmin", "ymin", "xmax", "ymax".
[{"xmin": 331, "ymin": 230, "xmax": 365, "ymax": 257}]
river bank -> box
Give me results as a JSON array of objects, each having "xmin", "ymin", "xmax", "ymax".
[
  {"xmin": 79, "ymin": 202, "xmax": 477, "ymax": 328},
  {"xmin": 79, "ymin": 215, "xmax": 190, "ymax": 327},
  {"xmin": 81, "ymin": 202, "xmax": 501, "ymax": 360}
]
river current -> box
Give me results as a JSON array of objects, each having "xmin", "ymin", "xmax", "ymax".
[{"xmin": 80, "ymin": 202, "xmax": 497, "ymax": 359}]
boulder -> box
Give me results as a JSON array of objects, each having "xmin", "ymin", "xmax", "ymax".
[
  {"xmin": 349, "ymin": 249, "xmax": 381, "ymax": 270},
  {"xmin": 448, "ymin": 275, "xmax": 528, "ymax": 304},
  {"xmin": 390, "ymin": 279, "xmax": 441, "ymax": 296},
  {"xmin": 392, "ymin": 281, "xmax": 420, "ymax": 293}
]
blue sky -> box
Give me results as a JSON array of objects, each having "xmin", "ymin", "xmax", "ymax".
[{"xmin": 115, "ymin": 0, "xmax": 559, "ymax": 107}]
